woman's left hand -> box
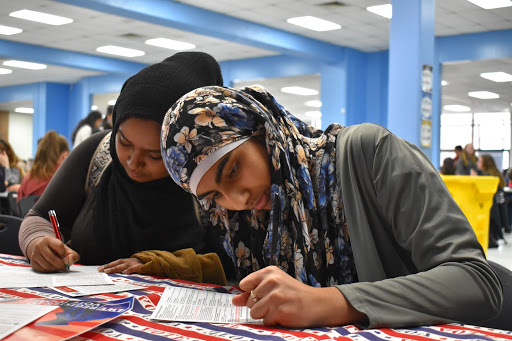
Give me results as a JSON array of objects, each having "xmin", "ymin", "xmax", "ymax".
[
  {"xmin": 232, "ymin": 266, "xmax": 366, "ymax": 328},
  {"xmin": 98, "ymin": 257, "xmax": 143, "ymax": 274}
]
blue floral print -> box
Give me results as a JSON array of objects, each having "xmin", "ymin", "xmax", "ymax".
[{"xmin": 161, "ymin": 85, "xmax": 357, "ymax": 286}]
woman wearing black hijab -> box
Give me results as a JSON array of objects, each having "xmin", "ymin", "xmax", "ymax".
[{"xmin": 19, "ymin": 52, "xmax": 226, "ymax": 284}]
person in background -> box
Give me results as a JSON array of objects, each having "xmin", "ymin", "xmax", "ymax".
[
  {"xmin": 71, "ymin": 110, "xmax": 103, "ymax": 148},
  {"xmin": 0, "ymin": 149, "xmax": 8, "ymax": 193},
  {"xmin": 440, "ymin": 157, "xmax": 455, "ymax": 175},
  {"xmin": 17, "ymin": 131, "xmax": 69, "ymax": 202},
  {"xmin": 160, "ymin": 85, "xmax": 502, "ymax": 329},
  {"xmin": 0, "ymin": 139, "xmax": 26, "ymax": 193},
  {"xmin": 101, "ymin": 105, "xmax": 114, "ymax": 130},
  {"xmin": 18, "ymin": 52, "xmax": 227, "ymax": 287},
  {"xmin": 455, "ymin": 143, "xmax": 478, "ymax": 175},
  {"xmin": 477, "ymin": 154, "xmax": 507, "ymax": 248},
  {"xmin": 453, "ymin": 145, "xmax": 463, "ymax": 163}
]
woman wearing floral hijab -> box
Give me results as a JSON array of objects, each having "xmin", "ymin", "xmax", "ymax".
[{"xmin": 161, "ymin": 85, "xmax": 503, "ymax": 329}]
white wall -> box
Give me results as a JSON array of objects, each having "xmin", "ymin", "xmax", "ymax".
[{"xmin": 8, "ymin": 112, "xmax": 33, "ymax": 161}]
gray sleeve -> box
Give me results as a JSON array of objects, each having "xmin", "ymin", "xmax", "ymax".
[
  {"xmin": 18, "ymin": 131, "xmax": 109, "ymax": 258},
  {"xmin": 335, "ymin": 123, "xmax": 502, "ymax": 328}
]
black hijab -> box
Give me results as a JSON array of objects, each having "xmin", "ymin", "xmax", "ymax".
[{"xmin": 92, "ymin": 52, "xmax": 224, "ymax": 262}]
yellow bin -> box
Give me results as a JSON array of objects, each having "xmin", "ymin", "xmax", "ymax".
[{"xmin": 440, "ymin": 175, "xmax": 499, "ymax": 254}]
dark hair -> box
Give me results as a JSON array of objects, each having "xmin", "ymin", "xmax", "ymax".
[
  {"xmin": 71, "ymin": 110, "xmax": 103, "ymax": 143},
  {"xmin": 440, "ymin": 157, "xmax": 455, "ymax": 175},
  {"xmin": 106, "ymin": 105, "xmax": 114, "ymax": 115},
  {"xmin": 455, "ymin": 145, "xmax": 463, "ymax": 152}
]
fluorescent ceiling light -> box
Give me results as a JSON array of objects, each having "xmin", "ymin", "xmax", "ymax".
[
  {"xmin": 466, "ymin": 0, "xmax": 512, "ymax": 9},
  {"xmin": 15, "ymin": 107, "xmax": 34, "ymax": 114},
  {"xmin": 443, "ymin": 105, "xmax": 471, "ymax": 112},
  {"xmin": 96, "ymin": 45, "xmax": 145, "ymax": 57},
  {"xmin": 286, "ymin": 16, "xmax": 341, "ymax": 32},
  {"xmin": 0, "ymin": 24, "xmax": 22, "ymax": 35},
  {"xmin": 305, "ymin": 100, "xmax": 322, "ymax": 108},
  {"xmin": 9, "ymin": 9, "xmax": 73, "ymax": 25},
  {"xmin": 480, "ymin": 71, "xmax": 512, "ymax": 82},
  {"xmin": 91, "ymin": 105, "xmax": 98, "ymax": 111},
  {"xmin": 108, "ymin": 99, "xmax": 117, "ymax": 105},
  {"xmin": 468, "ymin": 91, "xmax": 500, "ymax": 99},
  {"xmin": 305, "ymin": 111, "xmax": 322, "ymax": 118},
  {"xmin": 3, "ymin": 60, "xmax": 47, "ymax": 70},
  {"xmin": 441, "ymin": 80, "xmax": 449, "ymax": 86},
  {"xmin": 281, "ymin": 86, "xmax": 318, "ymax": 96},
  {"xmin": 0, "ymin": 68, "xmax": 13, "ymax": 75},
  {"xmin": 145, "ymin": 38, "xmax": 195, "ymax": 51},
  {"xmin": 366, "ymin": 4, "xmax": 393, "ymax": 19}
]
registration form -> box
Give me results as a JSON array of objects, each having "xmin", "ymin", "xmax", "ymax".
[
  {"xmin": 151, "ymin": 286, "xmax": 262, "ymax": 324},
  {"xmin": 0, "ymin": 266, "xmax": 112, "ymax": 288}
]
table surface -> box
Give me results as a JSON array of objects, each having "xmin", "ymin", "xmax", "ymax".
[{"xmin": 0, "ymin": 253, "xmax": 510, "ymax": 341}]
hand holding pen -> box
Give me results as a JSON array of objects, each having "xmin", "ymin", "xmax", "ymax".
[{"xmin": 48, "ymin": 210, "xmax": 71, "ymax": 271}]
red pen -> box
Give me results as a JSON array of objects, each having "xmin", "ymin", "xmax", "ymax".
[{"xmin": 48, "ymin": 210, "xmax": 70, "ymax": 271}]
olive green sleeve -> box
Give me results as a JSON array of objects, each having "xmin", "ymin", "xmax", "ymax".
[{"xmin": 132, "ymin": 249, "xmax": 227, "ymax": 286}]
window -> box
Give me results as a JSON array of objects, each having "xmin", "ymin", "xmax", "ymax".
[{"xmin": 440, "ymin": 111, "xmax": 511, "ymax": 170}]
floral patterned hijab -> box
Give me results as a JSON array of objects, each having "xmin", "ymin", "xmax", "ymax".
[{"xmin": 162, "ymin": 85, "xmax": 357, "ymax": 286}]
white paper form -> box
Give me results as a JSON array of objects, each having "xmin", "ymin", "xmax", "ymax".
[
  {"xmin": 53, "ymin": 282, "xmax": 143, "ymax": 297},
  {"xmin": 151, "ymin": 286, "xmax": 262, "ymax": 324},
  {"xmin": 0, "ymin": 304, "xmax": 57, "ymax": 339},
  {"xmin": 0, "ymin": 266, "xmax": 113, "ymax": 288}
]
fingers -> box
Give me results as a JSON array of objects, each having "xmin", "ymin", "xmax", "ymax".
[
  {"xmin": 98, "ymin": 258, "xmax": 142, "ymax": 274},
  {"xmin": 29, "ymin": 236, "xmax": 75, "ymax": 273}
]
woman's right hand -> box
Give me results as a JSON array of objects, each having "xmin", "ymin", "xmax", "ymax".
[{"xmin": 27, "ymin": 236, "xmax": 80, "ymax": 273}]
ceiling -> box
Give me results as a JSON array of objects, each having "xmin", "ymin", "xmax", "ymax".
[{"xmin": 0, "ymin": 0, "xmax": 512, "ymax": 124}]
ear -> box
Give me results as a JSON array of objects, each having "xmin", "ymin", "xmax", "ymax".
[{"xmin": 58, "ymin": 151, "xmax": 69, "ymax": 163}]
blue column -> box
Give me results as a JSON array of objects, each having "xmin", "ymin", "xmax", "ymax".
[
  {"xmin": 387, "ymin": 0, "xmax": 435, "ymax": 159},
  {"xmin": 320, "ymin": 62, "xmax": 346, "ymax": 127}
]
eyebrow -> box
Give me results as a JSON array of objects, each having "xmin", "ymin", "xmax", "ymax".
[
  {"xmin": 118, "ymin": 129, "xmax": 160, "ymax": 153},
  {"xmin": 197, "ymin": 152, "xmax": 233, "ymax": 200}
]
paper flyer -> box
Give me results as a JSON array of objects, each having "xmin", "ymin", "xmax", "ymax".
[
  {"xmin": 0, "ymin": 296, "xmax": 133, "ymax": 341},
  {"xmin": 151, "ymin": 286, "xmax": 262, "ymax": 324}
]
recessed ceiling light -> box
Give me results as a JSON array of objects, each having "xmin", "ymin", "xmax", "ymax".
[
  {"xmin": 305, "ymin": 111, "xmax": 322, "ymax": 118},
  {"xmin": 281, "ymin": 86, "xmax": 319, "ymax": 96},
  {"xmin": 0, "ymin": 68, "xmax": 13, "ymax": 75},
  {"xmin": 480, "ymin": 72, "xmax": 512, "ymax": 82},
  {"xmin": 366, "ymin": 4, "xmax": 393, "ymax": 19},
  {"xmin": 15, "ymin": 107, "xmax": 34, "ymax": 114},
  {"xmin": 9, "ymin": 9, "xmax": 73, "ymax": 25},
  {"xmin": 108, "ymin": 99, "xmax": 117, "ymax": 105},
  {"xmin": 468, "ymin": 91, "xmax": 500, "ymax": 99},
  {"xmin": 3, "ymin": 60, "xmax": 47, "ymax": 70},
  {"xmin": 0, "ymin": 24, "xmax": 22, "ymax": 35},
  {"xmin": 96, "ymin": 45, "xmax": 145, "ymax": 57},
  {"xmin": 286, "ymin": 16, "xmax": 341, "ymax": 32},
  {"xmin": 91, "ymin": 105, "xmax": 98, "ymax": 111},
  {"xmin": 305, "ymin": 100, "xmax": 322, "ymax": 108},
  {"xmin": 443, "ymin": 105, "xmax": 471, "ymax": 112},
  {"xmin": 466, "ymin": 0, "xmax": 512, "ymax": 9},
  {"xmin": 145, "ymin": 38, "xmax": 196, "ymax": 51},
  {"xmin": 441, "ymin": 80, "xmax": 449, "ymax": 86}
]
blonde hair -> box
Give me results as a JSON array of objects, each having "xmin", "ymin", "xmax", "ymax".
[
  {"xmin": 29, "ymin": 131, "xmax": 69, "ymax": 181},
  {"xmin": 479, "ymin": 154, "xmax": 505, "ymax": 189},
  {"xmin": 462, "ymin": 143, "xmax": 477, "ymax": 166}
]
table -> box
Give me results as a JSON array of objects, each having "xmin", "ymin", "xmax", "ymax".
[{"xmin": 0, "ymin": 253, "xmax": 510, "ymax": 341}]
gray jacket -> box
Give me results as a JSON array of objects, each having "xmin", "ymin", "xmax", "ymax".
[{"xmin": 335, "ymin": 123, "xmax": 502, "ymax": 328}]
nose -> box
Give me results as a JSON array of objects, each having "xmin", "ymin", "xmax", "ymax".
[
  {"xmin": 128, "ymin": 150, "xmax": 144, "ymax": 170},
  {"xmin": 221, "ymin": 185, "xmax": 250, "ymax": 211}
]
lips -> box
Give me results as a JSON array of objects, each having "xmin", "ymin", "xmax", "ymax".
[
  {"xmin": 253, "ymin": 189, "xmax": 269, "ymax": 210},
  {"xmin": 127, "ymin": 168, "xmax": 144, "ymax": 179}
]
